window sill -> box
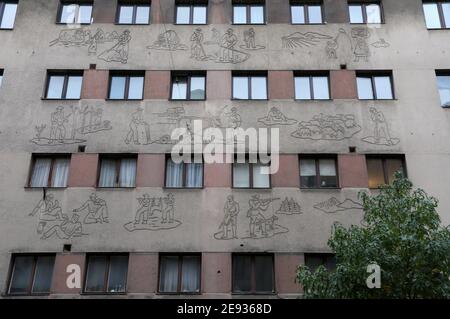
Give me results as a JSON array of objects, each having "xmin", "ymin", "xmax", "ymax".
[
  {"xmin": 232, "ymin": 187, "xmax": 272, "ymax": 190},
  {"xmin": 294, "ymin": 99, "xmax": 333, "ymax": 102},
  {"xmin": 427, "ymin": 27, "xmax": 450, "ymax": 30},
  {"xmin": 291, "ymin": 23, "xmax": 326, "ymax": 25},
  {"xmin": 24, "ymin": 186, "xmax": 67, "ymax": 190},
  {"xmin": 115, "ymin": 23, "xmax": 151, "ymax": 26},
  {"xmin": 81, "ymin": 292, "xmax": 127, "ymax": 296},
  {"xmin": 358, "ymin": 98, "xmax": 397, "ymax": 101},
  {"xmin": 169, "ymin": 99, "xmax": 206, "ymax": 102},
  {"xmin": 3, "ymin": 293, "xmax": 50, "ymax": 297},
  {"xmin": 41, "ymin": 98, "xmax": 81, "ymax": 101},
  {"xmin": 231, "ymin": 292, "xmax": 277, "ymax": 296},
  {"xmin": 0, "ymin": 28, "xmax": 14, "ymax": 31},
  {"xmin": 96, "ymin": 187, "xmax": 136, "ymax": 190},
  {"xmin": 156, "ymin": 292, "xmax": 201, "ymax": 296},
  {"xmin": 106, "ymin": 99, "xmax": 144, "ymax": 102},
  {"xmin": 350, "ymin": 22, "xmax": 385, "ymax": 25},
  {"xmin": 173, "ymin": 23, "xmax": 208, "ymax": 26},
  {"xmin": 163, "ymin": 187, "xmax": 204, "ymax": 190},
  {"xmin": 231, "ymin": 98, "xmax": 269, "ymax": 101},
  {"xmin": 56, "ymin": 22, "xmax": 92, "ymax": 26},
  {"xmin": 232, "ymin": 23, "xmax": 267, "ymax": 26},
  {"xmin": 300, "ymin": 187, "xmax": 341, "ymax": 191}
]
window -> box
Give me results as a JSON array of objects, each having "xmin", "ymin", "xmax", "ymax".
[
  {"xmin": 0, "ymin": 1, "xmax": 18, "ymax": 29},
  {"xmin": 232, "ymin": 254, "xmax": 274, "ymax": 294},
  {"xmin": 294, "ymin": 72, "xmax": 330, "ymax": 100},
  {"xmin": 233, "ymin": 1, "xmax": 265, "ymax": 24},
  {"xmin": 290, "ymin": 1, "xmax": 323, "ymax": 24},
  {"xmin": 299, "ymin": 156, "xmax": 338, "ymax": 188},
  {"xmin": 436, "ymin": 71, "xmax": 450, "ymax": 107},
  {"xmin": 349, "ymin": 2, "xmax": 383, "ymax": 24},
  {"xmin": 84, "ymin": 254, "xmax": 129, "ymax": 294},
  {"xmin": 159, "ymin": 254, "xmax": 201, "ymax": 294},
  {"xmin": 45, "ymin": 71, "xmax": 83, "ymax": 99},
  {"xmin": 356, "ymin": 72, "xmax": 394, "ymax": 100},
  {"xmin": 109, "ymin": 72, "xmax": 144, "ymax": 100},
  {"xmin": 232, "ymin": 72, "xmax": 267, "ymax": 100},
  {"xmin": 423, "ymin": 1, "xmax": 450, "ymax": 29},
  {"xmin": 366, "ymin": 156, "xmax": 406, "ymax": 188},
  {"xmin": 304, "ymin": 254, "xmax": 336, "ymax": 271},
  {"xmin": 0, "ymin": 69, "xmax": 3, "ymax": 87},
  {"xmin": 58, "ymin": 1, "xmax": 93, "ymax": 24},
  {"xmin": 175, "ymin": 1, "xmax": 207, "ymax": 24},
  {"xmin": 98, "ymin": 156, "xmax": 137, "ymax": 188},
  {"xmin": 8, "ymin": 254, "xmax": 55, "ymax": 295},
  {"xmin": 28, "ymin": 155, "xmax": 70, "ymax": 188},
  {"xmin": 165, "ymin": 156, "xmax": 203, "ymax": 188},
  {"xmin": 117, "ymin": 1, "xmax": 150, "ymax": 24},
  {"xmin": 171, "ymin": 72, "xmax": 206, "ymax": 100},
  {"xmin": 233, "ymin": 156, "xmax": 270, "ymax": 188}
]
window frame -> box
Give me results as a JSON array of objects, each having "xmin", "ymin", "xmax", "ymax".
[
  {"xmin": 304, "ymin": 253, "xmax": 336, "ymax": 271},
  {"xmin": 157, "ymin": 253, "xmax": 202, "ymax": 295},
  {"xmin": 299, "ymin": 155, "xmax": 339, "ymax": 189},
  {"xmin": 232, "ymin": 2, "xmax": 266, "ymax": 25},
  {"xmin": 435, "ymin": 70, "xmax": 450, "ymax": 107},
  {"xmin": 116, "ymin": 1, "xmax": 151, "ymax": 25},
  {"xmin": 108, "ymin": 71, "xmax": 145, "ymax": 100},
  {"xmin": 44, "ymin": 71, "xmax": 84, "ymax": 100},
  {"xmin": 174, "ymin": 2, "xmax": 208, "ymax": 25},
  {"xmin": 170, "ymin": 72, "xmax": 206, "ymax": 101},
  {"xmin": 6, "ymin": 254, "xmax": 56, "ymax": 296},
  {"xmin": 232, "ymin": 253, "xmax": 275, "ymax": 295},
  {"xmin": 57, "ymin": 1, "xmax": 93, "ymax": 25},
  {"xmin": 0, "ymin": 1, "xmax": 18, "ymax": 30},
  {"xmin": 164, "ymin": 154, "xmax": 204, "ymax": 189},
  {"xmin": 294, "ymin": 71, "xmax": 331, "ymax": 100},
  {"xmin": 0, "ymin": 69, "xmax": 3, "ymax": 87},
  {"xmin": 348, "ymin": 1, "xmax": 384, "ymax": 24},
  {"xmin": 423, "ymin": 1, "xmax": 450, "ymax": 29},
  {"xmin": 232, "ymin": 72, "xmax": 268, "ymax": 100},
  {"xmin": 290, "ymin": 1, "xmax": 324, "ymax": 25},
  {"xmin": 232, "ymin": 155, "xmax": 272, "ymax": 189},
  {"xmin": 27, "ymin": 154, "xmax": 71, "ymax": 188},
  {"xmin": 83, "ymin": 253, "xmax": 129, "ymax": 295},
  {"xmin": 366, "ymin": 155, "xmax": 407, "ymax": 189},
  {"xmin": 97, "ymin": 155, "xmax": 137, "ymax": 188},
  {"xmin": 356, "ymin": 71, "xmax": 395, "ymax": 100}
]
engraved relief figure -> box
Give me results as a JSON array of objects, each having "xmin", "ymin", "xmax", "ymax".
[
  {"xmin": 190, "ymin": 28, "xmax": 207, "ymax": 60},
  {"xmin": 325, "ymin": 28, "xmax": 353, "ymax": 62},
  {"xmin": 147, "ymin": 30, "xmax": 188, "ymax": 51},
  {"xmin": 240, "ymin": 28, "xmax": 265, "ymax": 50},
  {"xmin": 162, "ymin": 193, "xmax": 175, "ymax": 224},
  {"xmin": 40, "ymin": 214, "xmax": 84, "ymax": 240},
  {"xmin": 125, "ymin": 107, "xmax": 151, "ymax": 145},
  {"xmin": 220, "ymin": 28, "xmax": 238, "ymax": 62},
  {"xmin": 282, "ymin": 32, "xmax": 332, "ymax": 49},
  {"xmin": 246, "ymin": 195, "xmax": 281, "ymax": 238},
  {"xmin": 351, "ymin": 27, "xmax": 370, "ymax": 62},
  {"xmin": 326, "ymin": 40, "xmax": 338, "ymax": 59},
  {"xmin": 73, "ymin": 193, "xmax": 109, "ymax": 224},
  {"xmin": 361, "ymin": 107, "xmax": 400, "ymax": 146},
  {"xmin": 314, "ymin": 197, "xmax": 363, "ymax": 214},
  {"xmin": 30, "ymin": 194, "xmax": 64, "ymax": 222},
  {"xmin": 214, "ymin": 195, "xmax": 240, "ymax": 240},
  {"xmin": 258, "ymin": 107, "xmax": 298, "ymax": 126},
  {"xmin": 209, "ymin": 106, "xmax": 242, "ymax": 129},
  {"xmin": 98, "ymin": 30, "xmax": 131, "ymax": 64},
  {"xmin": 49, "ymin": 106, "xmax": 69, "ymax": 143},
  {"xmin": 276, "ymin": 197, "xmax": 302, "ymax": 215}
]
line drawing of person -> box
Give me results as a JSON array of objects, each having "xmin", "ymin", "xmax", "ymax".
[
  {"xmin": 98, "ymin": 30, "xmax": 131, "ymax": 64},
  {"xmin": 125, "ymin": 107, "xmax": 150, "ymax": 145},
  {"xmin": 30, "ymin": 194, "xmax": 64, "ymax": 221},
  {"xmin": 219, "ymin": 195, "xmax": 240, "ymax": 239},
  {"xmin": 351, "ymin": 28, "xmax": 370, "ymax": 62},
  {"xmin": 40, "ymin": 214, "xmax": 83, "ymax": 240},
  {"xmin": 134, "ymin": 194, "xmax": 152, "ymax": 224},
  {"xmin": 162, "ymin": 194, "xmax": 175, "ymax": 224},
  {"xmin": 49, "ymin": 106, "xmax": 69, "ymax": 144},
  {"xmin": 190, "ymin": 28, "xmax": 207, "ymax": 60},
  {"xmin": 369, "ymin": 107, "xmax": 394, "ymax": 145},
  {"xmin": 220, "ymin": 28, "xmax": 238, "ymax": 62},
  {"xmin": 246, "ymin": 195, "xmax": 275, "ymax": 238},
  {"xmin": 244, "ymin": 28, "xmax": 256, "ymax": 49},
  {"xmin": 73, "ymin": 193, "xmax": 109, "ymax": 224}
]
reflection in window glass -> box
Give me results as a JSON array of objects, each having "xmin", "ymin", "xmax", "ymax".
[
  {"xmin": 300, "ymin": 159, "xmax": 316, "ymax": 188},
  {"xmin": 60, "ymin": 4, "xmax": 77, "ymax": 23},
  {"xmin": 78, "ymin": 5, "xmax": 92, "ymax": 24},
  {"xmin": 437, "ymin": 75, "xmax": 450, "ymax": 107},
  {"xmin": 47, "ymin": 76, "xmax": 65, "ymax": 99},
  {"xmin": 135, "ymin": 6, "xmax": 150, "ymax": 24},
  {"xmin": 118, "ymin": 6, "xmax": 133, "ymax": 24},
  {"xmin": 176, "ymin": 6, "xmax": 190, "ymax": 24},
  {"xmin": 308, "ymin": 5, "xmax": 322, "ymax": 24},
  {"xmin": 250, "ymin": 6, "xmax": 264, "ymax": 24},
  {"xmin": 193, "ymin": 6, "xmax": 207, "ymax": 24},
  {"xmin": 386, "ymin": 159, "xmax": 404, "ymax": 184},
  {"xmin": 190, "ymin": 76, "xmax": 205, "ymax": 100},
  {"xmin": 107, "ymin": 256, "xmax": 128, "ymax": 293},
  {"xmin": 233, "ymin": 77, "xmax": 249, "ymax": 99},
  {"xmin": 172, "ymin": 77, "xmax": 188, "ymax": 100},
  {"xmin": 423, "ymin": 3, "xmax": 441, "ymax": 29},
  {"xmin": 374, "ymin": 76, "xmax": 393, "ymax": 99},
  {"xmin": 85, "ymin": 256, "xmax": 107, "ymax": 292},
  {"xmin": 252, "ymin": 164, "xmax": 270, "ymax": 188},
  {"xmin": 366, "ymin": 4, "xmax": 382, "ymax": 23},
  {"xmin": 295, "ymin": 77, "xmax": 311, "ymax": 100},
  {"xmin": 1, "ymin": 2, "xmax": 18, "ymax": 29},
  {"xmin": 32, "ymin": 256, "xmax": 55, "ymax": 294},
  {"xmin": 251, "ymin": 76, "xmax": 267, "ymax": 99},
  {"xmin": 128, "ymin": 77, "xmax": 144, "ymax": 99},
  {"xmin": 349, "ymin": 5, "xmax": 364, "ymax": 23},
  {"xmin": 367, "ymin": 159, "xmax": 384, "ymax": 188},
  {"xmin": 312, "ymin": 76, "xmax": 329, "ymax": 99},
  {"xmin": 357, "ymin": 77, "xmax": 374, "ymax": 99},
  {"xmin": 233, "ymin": 163, "xmax": 249, "ymax": 188},
  {"xmin": 442, "ymin": 3, "xmax": 450, "ymax": 27},
  {"xmin": 110, "ymin": 76, "xmax": 126, "ymax": 99},
  {"xmin": 291, "ymin": 6, "xmax": 305, "ymax": 24},
  {"xmin": 9, "ymin": 256, "xmax": 35, "ymax": 294},
  {"xmin": 66, "ymin": 76, "xmax": 83, "ymax": 99},
  {"xmin": 233, "ymin": 6, "xmax": 247, "ymax": 24}
]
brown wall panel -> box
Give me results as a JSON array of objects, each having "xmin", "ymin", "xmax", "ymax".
[
  {"xmin": 330, "ymin": 70, "xmax": 357, "ymax": 99},
  {"xmin": 144, "ymin": 70, "xmax": 171, "ymax": 100},
  {"xmin": 136, "ymin": 154, "xmax": 166, "ymax": 187},
  {"xmin": 68, "ymin": 154, "xmax": 99, "ymax": 187},
  {"xmin": 338, "ymin": 154, "xmax": 369, "ymax": 188},
  {"xmin": 81, "ymin": 70, "xmax": 109, "ymax": 100}
]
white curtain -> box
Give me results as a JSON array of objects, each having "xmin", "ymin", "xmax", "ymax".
[
  {"xmin": 159, "ymin": 256, "xmax": 179, "ymax": 293},
  {"xmin": 98, "ymin": 159, "xmax": 116, "ymax": 187},
  {"xmin": 166, "ymin": 159, "xmax": 183, "ymax": 187},
  {"xmin": 233, "ymin": 163, "xmax": 249, "ymax": 187},
  {"xmin": 30, "ymin": 158, "xmax": 51, "ymax": 187},
  {"xmin": 119, "ymin": 158, "xmax": 136, "ymax": 187},
  {"xmin": 51, "ymin": 158, "xmax": 70, "ymax": 187},
  {"xmin": 319, "ymin": 159, "xmax": 336, "ymax": 176},
  {"xmin": 186, "ymin": 163, "xmax": 203, "ymax": 188},
  {"xmin": 253, "ymin": 163, "xmax": 270, "ymax": 188},
  {"xmin": 181, "ymin": 256, "xmax": 200, "ymax": 292}
]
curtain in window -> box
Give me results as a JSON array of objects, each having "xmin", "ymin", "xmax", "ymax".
[
  {"xmin": 166, "ymin": 160, "xmax": 183, "ymax": 187},
  {"xmin": 233, "ymin": 163, "xmax": 250, "ymax": 187},
  {"xmin": 32, "ymin": 256, "xmax": 55, "ymax": 293},
  {"xmin": 51, "ymin": 158, "xmax": 70, "ymax": 187},
  {"xmin": 107, "ymin": 256, "xmax": 128, "ymax": 293},
  {"xmin": 181, "ymin": 256, "xmax": 200, "ymax": 292},
  {"xmin": 98, "ymin": 159, "xmax": 116, "ymax": 187},
  {"xmin": 186, "ymin": 163, "xmax": 202, "ymax": 188},
  {"xmin": 252, "ymin": 164, "xmax": 270, "ymax": 188},
  {"xmin": 85, "ymin": 256, "xmax": 108, "ymax": 292},
  {"xmin": 119, "ymin": 158, "xmax": 136, "ymax": 187},
  {"xmin": 159, "ymin": 256, "xmax": 179, "ymax": 292},
  {"xmin": 30, "ymin": 158, "xmax": 51, "ymax": 187},
  {"xmin": 9, "ymin": 256, "xmax": 34, "ymax": 294}
]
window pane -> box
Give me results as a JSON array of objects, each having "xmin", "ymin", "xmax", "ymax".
[
  {"xmin": 30, "ymin": 158, "xmax": 52, "ymax": 187},
  {"xmin": 254, "ymin": 256, "xmax": 273, "ymax": 292},
  {"xmin": 366, "ymin": 4, "xmax": 381, "ymax": 23},
  {"xmin": 233, "ymin": 256, "xmax": 252, "ymax": 292},
  {"xmin": 253, "ymin": 164, "xmax": 270, "ymax": 188},
  {"xmin": 181, "ymin": 256, "xmax": 200, "ymax": 292},
  {"xmin": 109, "ymin": 76, "xmax": 126, "ymax": 99},
  {"xmin": 233, "ymin": 163, "xmax": 250, "ymax": 188},
  {"xmin": 32, "ymin": 256, "xmax": 55, "ymax": 294},
  {"xmin": 51, "ymin": 158, "xmax": 70, "ymax": 187},
  {"xmin": 99, "ymin": 159, "xmax": 117, "ymax": 187},
  {"xmin": 159, "ymin": 256, "xmax": 179, "ymax": 293},
  {"xmin": 443, "ymin": 3, "xmax": 450, "ymax": 28},
  {"xmin": 437, "ymin": 75, "xmax": 450, "ymax": 106},
  {"xmin": 60, "ymin": 4, "xmax": 76, "ymax": 23},
  {"xmin": 386, "ymin": 159, "xmax": 404, "ymax": 184},
  {"xmin": 107, "ymin": 256, "xmax": 128, "ymax": 293},
  {"xmin": 166, "ymin": 159, "xmax": 184, "ymax": 187},
  {"xmin": 0, "ymin": 74, "xmax": 3, "ymax": 87},
  {"xmin": 250, "ymin": 5, "xmax": 264, "ymax": 24},
  {"xmin": 193, "ymin": 6, "xmax": 207, "ymax": 24},
  {"xmin": 1, "ymin": 3, "xmax": 18, "ymax": 28},
  {"xmin": 136, "ymin": 6, "xmax": 150, "ymax": 24},
  {"xmin": 295, "ymin": 77, "xmax": 311, "ymax": 100},
  {"xmin": 300, "ymin": 159, "xmax": 316, "ymax": 188},
  {"xmin": 305, "ymin": 254, "xmax": 336, "ymax": 271},
  {"xmin": 374, "ymin": 76, "xmax": 393, "ymax": 99},
  {"xmin": 233, "ymin": 77, "xmax": 249, "ymax": 99},
  {"xmin": 118, "ymin": 6, "xmax": 133, "ymax": 24},
  {"xmin": 291, "ymin": 5, "xmax": 305, "ymax": 23},
  {"xmin": 251, "ymin": 76, "xmax": 267, "ymax": 99},
  {"xmin": 357, "ymin": 77, "xmax": 374, "ymax": 99},
  {"xmin": 128, "ymin": 76, "xmax": 144, "ymax": 99},
  {"xmin": 190, "ymin": 76, "xmax": 205, "ymax": 99},
  {"xmin": 9, "ymin": 256, "xmax": 34, "ymax": 294},
  {"xmin": 308, "ymin": 5, "xmax": 322, "ymax": 24},
  {"xmin": 367, "ymin": 158, "xmax": 385, "ymax": 188},
  {"xmin": 319, "ymin": 159, "xmax": 337, "ymax": 187},
  {"xmin": 172, "ymin": 76, "xmax": 188, "ymax": 100},
  {"xmin": 186, "ymin": 163, "xmax": 203, "ymax": 188},
  {"xmin": 423, "ymin": 3, "xmax": 442, "ymax": 29},
  {"xmin": 119, "ymin": 158, "xmax": 136, "ymax": 187},
  {"xmin": 312, "ymin": 76, "xmax": 329, "ymax": 99},
  {"xmin": 176, "ymin": 6, "xmax": 190, "ymax": 24},
  {"xmin": 349, "ymin": 5, "xmax": 364, "ymax": 23},
  {"xmin": 233, "ymin": 6, "xmax": 247, "ymax": 24},
  {"xmin": 66, "ymin": 76, "xmax": 82, "ymax": 99},
  {"xmin": 78, "ymin": 5, "xmax": 92, "ymax": 24},
  {"xmin": 47, "ymin": 76, "xmax": 65, "ymax": 99},
  {"xmin": 85, "ymin": 256, "xmax": 108, "ymax": 292}
]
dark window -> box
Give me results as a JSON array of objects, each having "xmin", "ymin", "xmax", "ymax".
[
  {"xmin": 0, "ymin": 1, "xmax": 18, "ymax": 29},
  {"xmin": 294, "ymin": 72, "xmax": 330, "ymax": 100},
  {"xmin": 117, "ymin": 1, "xmax": 151, "ymax": 24},
  {"xmin": 233, "ymin": 1, "xmax": 265, "ymax": 24},
  {"xmin": 356, "ymin": 72, "xmax": 394, "ymax": 100},
  {"xmin": 349, "ymin": 2, "xmax": 383, "ymax": 24},
  {"xmin": 175, "ymin": 1, "xmax": 207, "ymax": 24},
  {"xmin": 58, "ymin": 1, "xmax": 93, "ymax": 24},
  {"xmin": 304, "ymin": 253, "xmax": 336, "ymax": 271},
  {"xmin": 109, "ymin": 72, "xmax": 144, "ymax": 100},
  {"xmin": 8, "ymin": 254, "xmax": 55, "ymax": 295},
  {"xmin": 84, "ymin": 254, "xmax": 129, "ymax": 293},
  {"xmin": 45, "ymin": 71, "xmax": 83, "ymax": 99},
  {"xmin": 232, "ymin": 72, "xmax": 267, "ymax": 100},
  {"xmin": 28, "ymin": 155, "xmax": 71, "ymax": 188},
  {"xmin": 299, "ymin": 156, "xmax": 338, "ymax": 188},
  {"xmin": 290, "ymin": 1, "xmax": 323, "ymax": 24},
  {"xmin": 233, "ymin": 156, "xmax": 271, "ymax": 188},
  {"xmin": 366, "ymin": 155, "xmax": 406, "ymax": 188},
  {"xmin": 423, "ymin": 1, "xmax": 450, "ymax": 29},
  {"xmin": 436, "ymin": 71, "xmax": 450, "ymax": 107},
  {"xmin": 165, "ymin": 156, "xmax": 203, "ymax": 188},
  {"xmin": 232, "ymin": 254, "xmax": 274, "ymax": 294},
  {"xmin": 98, "ymin": 156, "xmax": 137, "ymax": 188},
  {"xmin": 0, "ymin": 69, "xmax": 3, "ymax": 87},
  {"xmin": 159, "ymin": 254, "xmax": 201, "ymax": 294},
  {"xmin": 171, "ymin": 72, "xmax": 206, "ymax": 100}
]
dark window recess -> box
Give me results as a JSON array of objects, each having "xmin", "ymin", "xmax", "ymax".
[
  {"xmin": 109, "ymin": 72, "xmax": 144, "ymax": 100},
  {"xmin": 171, "ymin": 72, "xmax": 206, "ymax": 100},
  {"xmin": 45, "ymin": 71, "xmax": 83, "ymax": 99},
  {"xmin": 0, "ymin": 69, "xmax": 3, "ymax": 87},
  {"xmin": 232, "ymin": 72, "xmax": 267, "ymax": 100},
  {"xmin": 232, "ymin": 254, "xmax": 274, "ymax": 294},
  {"xmin": 299, "ymin": 156, "xmax": 338, "ymax": 188},
  {"xmin": 290, "ymin": 1, "xmax": 323, "ymax": 24},
  {"xmin": 0, "ymin": 1, "xmax": 18, "ymax": 29},
  {"xmin": 98, "ymin": 156, "xmax": 137, "ymax": 188},
  {"xmin": 175, "ymin": 1, "xmax": 207, "ymax": 24},
  {"xmin": 84, "ymin": 254, "xmax": 129, "ymax": 293},
  {"xmin": 356, "ymin": 72, "xmax": 394, "ymax": 100},
  {"xmin": 349, "ymin": 2, "xmax": 383, "ymax": 24},
  {"xmin": 28, "ymin": 155, "xmax": 71, "ymax": 188},
  {"xmin": 165, "ymin": 156, "xmax": 203, "ymax": 188},
  {"xmin": 58, "ymin": 1, "xmax": 93, "ymax": 24},
  {"xmin": 366, "ymin": 155, "xmax": 406, "ymax": 188},
  {"xmin": 159, "ymin": 254, "xmax": 201, "ymax": 294},
  {"xmin": 304, "ymin": 253, "xmax": 336, "ymax": 271},
  {"xmin": 233, "ymin": 1, "xmax": 265, "ymax": 24},
  {"xmin": 423, "ymin": 1, "xmax": 450, "ymax": 29},
  {"xmin": 117, "ymin": 1, "xmax": 151, "ymax": 24}
]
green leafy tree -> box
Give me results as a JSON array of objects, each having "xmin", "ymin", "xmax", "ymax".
[{"xmin": 297, "ymin": 173, "xmax": 450, "ymax": 298}]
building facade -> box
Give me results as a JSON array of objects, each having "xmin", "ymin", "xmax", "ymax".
[{"xmin": 0, "ymin": 0, "xmax": 449, "ymax": 298}]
